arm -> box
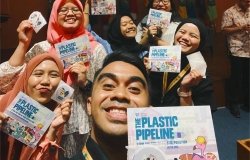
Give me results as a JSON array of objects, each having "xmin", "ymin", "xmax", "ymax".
[
  {"xmin": 83, "ymin": 0, "xmax": 90, "ymax": 29},
  {"xmin": 0, "ymin": 20, "xmax": 33, "ymax": 93},
  {"xmin": 179, "ymin": 70, "xmax": 202, "ymax": 106},
  {"xmin": 31, "ymin": 99, "xmax": 73, "ymax": 160},
  {"xmin": 145, "ymin": 25, "xmax": 169, "ymax": 46},
  {"xmin": 222, "ymin": 24, "xmax": 250, "ymax": 34},
  {"xmin": 69, "ymin": 61, "xmax": 89, "ymax": 88},
  {"xmin": 9, "ymin": 20, "xmax": 34, "ymax": 67},
  {"xmin": 221, "ymin": 9, "xmax": 250, "ymax": 34}
]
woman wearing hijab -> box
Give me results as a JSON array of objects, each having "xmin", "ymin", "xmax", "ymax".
[
  {"xmin": 136, "ymin": 0, "xmax": 181, "ymax": 46},
  {"xmin": 107, "ymin": 13, "xmax": 149, "ymax": 59},
  {"xmin": 149, "ymin": 18, "xmax": 215, "ymax": 110},
  {"xmin": 0, "ymin": 53, "xmax": 73, "ymax": 160}
]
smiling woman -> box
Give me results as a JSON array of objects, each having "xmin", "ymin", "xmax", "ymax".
[
  {"xmin": 149, "ymin": 18, "xmax": 215, "ymax": 110},
  {"xmin": 107, "ymin": 13, "xmax": 149, "ymax": 58},
  {"xmin": 0, "ymin": 53, "xmax": 73, "ymax": 160}
]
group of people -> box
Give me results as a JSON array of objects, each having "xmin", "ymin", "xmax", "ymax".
[{"xmin": 0, "ymin": 0, "xmax": 248, "ymax": 159}]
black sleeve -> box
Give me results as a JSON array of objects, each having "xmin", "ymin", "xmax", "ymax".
[{"xmin": 191, "ymin": 76, "xmax": 216, "ymax": 111}]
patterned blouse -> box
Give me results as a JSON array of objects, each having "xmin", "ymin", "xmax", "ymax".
[{"xmin": 221, "ymin": 4, "xmax": 250, "ymax": 58}]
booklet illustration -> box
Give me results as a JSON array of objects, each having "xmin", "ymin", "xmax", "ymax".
[
  {"xmin": 127, "ymin": 106, "xmax": 219, "ymax": 160},
  {"xmin": 55, "ymin": 35, "xmax": 91, "ymax": 68},
  {"xmin": 147, "ymin": 8, "xmax": 172, "ymax": 29},
  {"xmin": 2, "ymin": 92, "xmax": 55, "ymax": 148},
  {"xmin": 28, "ymin": 11, "xmax": 47, "ymax": 33},
  {"xmin": 51, "ymin": 80, "xmax": 74, "ymax": 104},
  {"xmin": 91, "ymin": 0, "xmax": 116, "ymax": 15},
  {"xmin": 149, "ymin": 45, "xmax": 181, "ymax": 73}
]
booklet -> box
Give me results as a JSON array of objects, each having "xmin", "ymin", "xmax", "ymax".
[
  {"xmin": 187, "ymin": 51, "xmax": 207, "ymax": 78},
  {"xmin": 55, "ymin": 35, "xmax": 91, "ymax": 68},
  {"xmin": 2, "ymin": 92, "xmax": 55, "ymax": 148},
  {"xmin": 127, "ymin": 106, "xmax": 219, "ymax": 160},
  {"xmin": 149, "ymin": 45, "xmax": 181, "ymax": 73},
  {"xmin": 147, "ymin": 8, "xmax": 172, "ymax": 29},
  {"xmin": 28, "ymin": 11, "xmax": 47, "ymax": 33},
  {"xmin": 91, "ymin": 0, "xmax": 116, "ymax": 15},
  {"xmin": 51, "ymin": 80, "xmax": 74, "ymax": 104}
]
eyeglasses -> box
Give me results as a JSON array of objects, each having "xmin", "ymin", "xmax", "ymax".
[
  {"xmin": 58, "ymin": 7, "xmax": 81, "ymax": 15},
  {"xmin": 153, "ymin": 0, "xmax": 170, "ymax": 5}
]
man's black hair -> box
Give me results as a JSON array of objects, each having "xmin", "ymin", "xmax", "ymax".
[{"xmin": 93, "ymin": 52, "xmax": 149, "ymax": 85}]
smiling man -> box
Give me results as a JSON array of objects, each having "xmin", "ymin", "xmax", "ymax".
[{"xmin": 70, "ymin": 52, "xmax": 150, "ymax": 160}]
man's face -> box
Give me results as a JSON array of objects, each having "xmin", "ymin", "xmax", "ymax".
[{"xmin": 87, "ymin": 61, "xmax": 149, "ymax": 137}]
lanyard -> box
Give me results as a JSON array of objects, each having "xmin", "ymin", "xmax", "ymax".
[
  {"xmin": 82, "ymin": 146, "xmax": 93, "ymax": 160},
  {"xmin": 162, "ymin": 64, "xmax": 190, "ymax": 96}
]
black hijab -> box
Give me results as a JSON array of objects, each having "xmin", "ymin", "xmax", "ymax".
[
  {"xmin": 107, "ymin": 13, "xmax": 148, "ymax": 57},
  {"xmin": 175, "ymin": 18, "xmax": 207, "ymax": 53}
]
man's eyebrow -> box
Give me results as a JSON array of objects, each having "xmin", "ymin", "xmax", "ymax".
[
  {"xmin": 96, "ymin": 73, "xmax": 147, "ymax": 87},
  {"xmin": 97, "ymin": 73, "xmax": 117, "ymax": 82},
  {"xmin": 128, "ymin": 76, "xmax": 147, "ymax": 88}
]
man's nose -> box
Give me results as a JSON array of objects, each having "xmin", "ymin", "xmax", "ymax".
[{"xmin": 110, "ymin": 87, "xmax": 130, "ymax": 103}]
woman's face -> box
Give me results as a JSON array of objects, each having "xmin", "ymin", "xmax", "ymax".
[
  {"xmin": 174, "ymin": 23, "xmax": 201, "ymax": 54},
  {"xmin": 120, "ymin": 16, "xmax": 137, "ymax": 38},
  {"xmin": 57, "ymin": 1, "xmax": 83, "ymax": 33},
  {"xmin": 152, "ymin": 0, "xmax": 172, "ymax": 12},
  {"xmin": 27, "ymin": 60, "xmax": 61, "ymax": 104}
]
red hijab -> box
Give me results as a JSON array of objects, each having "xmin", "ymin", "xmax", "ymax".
[{"xmin": 47, "ymin": 0, "xmax": 96, "ymax": 84}]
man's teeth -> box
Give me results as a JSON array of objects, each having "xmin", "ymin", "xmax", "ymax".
[{"xmin": 109, "ymin": 109, "xmax": 126, "ymax": 114}]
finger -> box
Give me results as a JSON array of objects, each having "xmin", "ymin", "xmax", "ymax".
[
  {"xmin": 60, "ymin": 99, "xmax": 73, "ymax": 108},
  {"xmin": 0, "ymin": 112, "xmax": 7, "ymax": 120}
]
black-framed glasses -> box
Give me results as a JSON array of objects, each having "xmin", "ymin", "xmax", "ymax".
[
  {"xmin": 153, "ymin": 0, "xmax": 170, "ymax": 5},
  {"xmin": 58, "ymin": 7, "xmax": 81, "ymax": 15}
]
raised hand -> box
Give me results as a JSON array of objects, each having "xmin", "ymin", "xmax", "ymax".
[{"xmin": 17, "ymin": 20, "xmax": 34, "ymax": 47}]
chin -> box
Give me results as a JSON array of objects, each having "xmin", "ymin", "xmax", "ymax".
[
  {"xmin": 63, "ymin": 25, "xmax": 80, "ymax": 33},
  {"xmin": 36, "ymin": 97, "xmax": 51, "ymax": 105}
]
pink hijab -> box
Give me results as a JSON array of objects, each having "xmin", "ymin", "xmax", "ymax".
[
  {"xmin": 47, "ymin": 0, "xmax": 96, "ymax": 84},
  {"xmin": 47, "ymin": 0, "xmax": 95, "ymax": 44}
]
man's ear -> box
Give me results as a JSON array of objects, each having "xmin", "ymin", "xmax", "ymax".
[{"xmin": 87, "ymin": 97, "xmax": 92, "ymax": 116}]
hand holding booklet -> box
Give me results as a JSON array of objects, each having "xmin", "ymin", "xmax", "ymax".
[
  {"xmin": 55, "ymin": 36, "xmax": 91, "ymax": 68},
  {"xmin": 147, "ymin": 8, "xmax": 172, "ymax": 29},
  {"xmin": 186, "ymin": 51, "xmax": 207, "ymax": 78},
  {"xmin": 149, "ymin": 45, "xmax": 181, "ymax": 73},
  {"xmin": 2, "ymin": 92, "xmax": 55, "ymax": 148}
]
